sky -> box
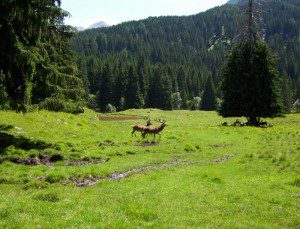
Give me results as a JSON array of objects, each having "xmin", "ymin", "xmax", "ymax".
[{"xmin": 62, "ymin": 0, "xmax": 228, "ymax": 28}]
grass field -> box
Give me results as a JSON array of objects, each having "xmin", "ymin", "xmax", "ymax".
[{"xmin": 0, "ymin": 109, "xmax": 299, "ymax": 228}]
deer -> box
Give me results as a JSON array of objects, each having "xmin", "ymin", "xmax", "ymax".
[
  {"xmin": 131, "ymin": 118, "xmax": 152, "ymax": 137},
  {"xmin": 142, "ymin": 119, "xmax": 168, "ymax": 138}
]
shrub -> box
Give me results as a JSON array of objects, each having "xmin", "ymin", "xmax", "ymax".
[
  {"xmin": 87, "ymin": 94, "xmax": 98, "ymax": 110},
  {"xmin": 292, "ymin": 99, "xmax": 300, "ymax": 113},
  {"xmin": 190, "ymin": 97, "xmax": 201, "ymax": 110},
  {"xmin": 106, "ymin": 104, "xmax": 117, "ymax": 113},
  {"xmin": 39, "ymin": 98, "xmax": 84, "ymax": 114}
]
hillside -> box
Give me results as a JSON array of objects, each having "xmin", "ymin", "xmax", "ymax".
[{"xmin": 72, "ymin": 0, "xmax": 299, "ymax": 111}]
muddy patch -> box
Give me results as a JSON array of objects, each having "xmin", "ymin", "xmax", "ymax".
[
  {"xmin": 99, "ymin": 140, "xmax": 118, "ymax": 147},
  {"xmin": 213, "ymin": 154, "xmax": 234, "ymax": 163},
  {"xmin": 64, "ymin": 161, "xmax": 197, "ymax": 187},
  {"xmin": 97, "ymin": 115, "xmax": 145, "ymax": 121},
  {"xmin": 10, "ymin": 153, "xmax": 64, "ymax": 166},
  {"xmin": 134, "ymin": 141, "xmax": 159, "ymax": 147},
  {"xmin": 210, "ymin": 144, "xmax": 231, "ymax": 150},
  {"xmin": 10, "ymin": 157, "xmax": 39, "ymax": 166}
]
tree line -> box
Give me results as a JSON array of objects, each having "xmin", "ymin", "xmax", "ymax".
[{"xmin": 73, "ymin": 0, "xmax": 299, "ymax": 113}]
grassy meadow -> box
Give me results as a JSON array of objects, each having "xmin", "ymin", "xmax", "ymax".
[{"xmin": 0, "ymin": 109, "xmax": 299, "ymax": 227}]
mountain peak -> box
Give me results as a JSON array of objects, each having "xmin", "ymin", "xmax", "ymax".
[{"xmin": 88, "ymin": 21, "xmax": 109, "ymax": 29}]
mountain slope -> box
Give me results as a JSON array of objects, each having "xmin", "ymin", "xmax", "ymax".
[{"xmin": 72, "ymin": 0, "xmax": 299, "ymax": 110}]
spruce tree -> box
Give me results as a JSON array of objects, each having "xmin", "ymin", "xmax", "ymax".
[
  {"xmin": 281, "ymin": 72, "xmax": 295, "ymax": 114},
  {"xmin": 125, "ymin": 65, "xmax": 144, "ymax": 109},
  {"xmin": 97, "ymin": 63, "xmax": 114, "ymax": 111},
  {"xmin": 219, "ymin": 0, "xmax": 283, "ymax": 125},
  {"xmin": 201, "ymin": 76, "xmax": 217, "ymax": 111}
]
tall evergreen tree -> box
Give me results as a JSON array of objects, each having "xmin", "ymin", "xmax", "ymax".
[
  {"xmin": 125, "ymin": 65, "xmax": 144, "ymax": 109},
  {"xmin": 148, "ymin": 66, "xmax": 173, "ymax": 110},
  {"xmin": 201, "ymin": 76, "xmax": 217, "ymax": 111},
  {"xmin": 281, "ymin": 72, "xmax": 295, "ymax": 113},
  {"xmin": 219, "ymin": 0, "xmax": 283, "ymax": 125},
  {"xmin": 97, "ymin": 63, "xmax": 114, "ymax": 111}
]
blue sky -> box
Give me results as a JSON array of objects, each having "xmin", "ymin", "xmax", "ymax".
[{"xmin": 62, "ymin": 0, "xmax": 228, "ymax": 28}]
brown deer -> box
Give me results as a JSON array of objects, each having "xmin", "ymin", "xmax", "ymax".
[
  {"xmin": 142, "ymin": 119, "xmax": 168, "ymax": 138},
  {"xmin": 131, "ymin": 118, "xmax": 152, "ymax": 137}
]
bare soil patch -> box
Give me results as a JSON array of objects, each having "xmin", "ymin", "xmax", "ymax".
[
  {"xmin": 213, "ymin": 154, "xmax": 234, "ymax": 163},
  {"xmin": 134, "ymin": 141, "xmax": 159, "ymax": 147},
  {"xmin": 65, "ymin": 158, "xmax": 110, "ymax": 166},
  {"xmin": 10, "ymin": 153, "xmax": 64, "ymax": 166}
]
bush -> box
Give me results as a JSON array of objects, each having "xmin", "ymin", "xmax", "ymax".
[
  {"xmin": 87, "ymin": 94, "xmax": 98, "ymax": 111},
  {"xmin": 190, "ymin": 97, "xmax": 201, "ymax": 111},
  {"xmin": 106, "ymin": 104, "xmax": 116, "ymax": 113},
  {"xmin": 292, "ymin": 99, "xmax": 300, "ymax": 113},
  {"xmin": 39, "ymin": 98, "xmax": 84, "ymax": 114}
]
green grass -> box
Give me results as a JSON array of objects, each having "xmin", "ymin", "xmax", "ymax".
[{"xmin": 0, "ymin": 109, "xmax": 299, "ymax": 227}]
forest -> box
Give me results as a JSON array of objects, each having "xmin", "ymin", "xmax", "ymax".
[
  {"xmin": 0, "ymin": 0, "xmax": 299, "ymax": 113},
  {"xmin": 72, "ymin": 0, "xmax": 299, "ymax": 113}
]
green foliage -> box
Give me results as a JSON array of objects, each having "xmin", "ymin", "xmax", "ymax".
[
  {"xmin": 201, "ymin": 77, "xmax": 217, "ymax": 111},
  {"xmin": 0, "ymin": 0, "xmax": 85, "ymax": 113},
  {"xmin": 105, "ymin": 104, "xmax": 117, "ymax": 113},
  {"xmin": 72, "ymin": 0, "xmax": 299, "ymax": 111},
  {"xmin": 190, "ymin": 97, "xmax": 201, "ymax": 111},
  {"xmin": 125, "ymin": 66, "xmax": 144, "ymax": 109},
  {"xmin": 281, "ymin": 72, "xmax": 295, "ymax": 113},
  {"xmin": 292, "ymin": 99, "xmax": 300, "ymax": 113},
  {"xmin": 172, "ymin": 92, "xmax": 182, "ymax": 109},
  {"xmin": 39, "ymin": 98, "xmax": 84, "ymax": 114},
  {"xmin": 219, "ymin": 41, "xmax": 283, "ymax": 120},
  {"xmin": 0, "ymin": 71, "xmax": 9, "ymax": 110},
  {"xmin": 148, "ymin": 66, "xmax": 173, "ymax": 110}
]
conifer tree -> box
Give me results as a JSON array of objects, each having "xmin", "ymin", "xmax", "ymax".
[
  {"xmin": 97, "ymin": 63, "xmax": 114, "ymax": 111},
  {"xmin": 219, "ymin": 0, "xmax": 283, "ymax": 125},
  {"xmin": 281, "ymin": 72, "xmax": 295, "ymax": 114},
  {"xmin": 125, "ymin": 65, "xmax": 144, "ymax": 109},
  {"xmin": 201, "ymin": 76, "xmax": 217, "ymax": 111}
]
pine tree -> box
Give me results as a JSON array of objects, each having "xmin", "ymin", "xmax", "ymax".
[
  {"xmin": 148, "ymin": 66, "xmax": 173, "ymax": 110},
  {"xmin": 281, "ymin": 72, "xmax": 295, "ymax": 114},
  {"xmin": 219, "ymin": 0, "xmax": 283, "ymax": 125},
  {"xmin": 97, "ymin": 63, "xmax": 114, "ymax": 111},
  {"xmin": 125, "ymin": 65, "xmax": 144, "ymax": 109},
  {"xmin": 201, "ymin": 76, "xmax": 217, "ymax": 111}
]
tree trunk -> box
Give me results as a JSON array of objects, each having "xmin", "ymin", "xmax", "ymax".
[{"xmin": 247, "ymin": 117, "xmax": 260, "ymax": 126}]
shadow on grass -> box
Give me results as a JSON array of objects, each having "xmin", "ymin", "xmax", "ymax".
[{"xmin": 0, "ymin": 124, "xmax": 52, "ymax": 155}]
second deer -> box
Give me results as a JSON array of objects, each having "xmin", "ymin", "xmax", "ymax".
[{"xmin": 142, "ymin": 119, "xmax": 168, "ymax": 138}]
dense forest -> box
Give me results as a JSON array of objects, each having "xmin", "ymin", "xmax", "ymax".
[{"xmin": 72, "ymin": 0, "xmax": 299, "ymax": 112}]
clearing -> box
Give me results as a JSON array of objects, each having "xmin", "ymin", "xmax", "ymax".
[{"xmin": 0, "ymin": 109, "xmax": 299, "ymax": 227}]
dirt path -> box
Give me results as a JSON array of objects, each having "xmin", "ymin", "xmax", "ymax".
[{"xmin": 65, "ymin": 161, "xmax": 200, "ymax": 187}]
